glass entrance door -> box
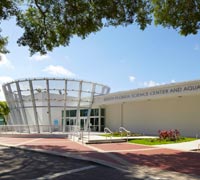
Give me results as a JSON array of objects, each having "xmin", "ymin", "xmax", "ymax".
[
  {"xmin": 66, "ymin": 118, "xmax": 76, "ymax": 126},
  {"xmin": 80, "ymin": 118, "xmax": 87, "ymax": 130}
]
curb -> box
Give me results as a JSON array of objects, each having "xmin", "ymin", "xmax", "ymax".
[
  {"xmin": 1, "ymin": 142, "xmax": 200, "ymax": 180},
  {"xmin": 0, "ymin": 142, "xmax": 130, "ymax": 173}
]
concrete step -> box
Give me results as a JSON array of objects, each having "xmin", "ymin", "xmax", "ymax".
[{"xmin": 85, "ymin": 138, "xmax": 127, "ymax": 144}]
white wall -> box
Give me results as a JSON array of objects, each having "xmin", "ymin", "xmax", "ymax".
[
  {"xmin": 105, "ymin": 95, "xmax": 200, "ymax": 137},
  {"xmin": 105, "ymin": 104, "xmax": 122, "ymax": 131}
]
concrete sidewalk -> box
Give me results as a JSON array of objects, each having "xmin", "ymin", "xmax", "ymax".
[
  {"xmin": 0, "ymin": 136, "xmax": 200, "ymax": 180},
  {"xmin": 155, "ymin": 139, "xmax": 200, "ymax": 151}
]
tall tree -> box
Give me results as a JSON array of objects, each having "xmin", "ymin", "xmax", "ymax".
[
  {"xmin": 0, "ymin": 0, "xmax": 18, "ymax": 53},
  {"xmin": 0, "ymin": 101, "xmax": 10, "ymax": 125},
  {"xmin": 0, "ymin": 0, "xmax": 200, "ymax": 55}
]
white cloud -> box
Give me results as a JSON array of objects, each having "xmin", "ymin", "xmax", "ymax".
[
  {"xmin": 143, "ymin": 79, "xmax": 176, "ymax": 87},
  {"xmin": 143, "ymin": 80, "xmax": 160, "ymax": 87},
  {"xmin": 30, "ymin": 54, "xmax": 50, "ymax": 61},
  {"xmin": 43, "ymin": 65, "xmax": 76, "ymax": 77},
  {"xmin": 0, "ymin": 53, "xmax": 14, "ymax": 69},
  {"xmin": 129, "ymin": 76, "xmax": 136, "ymax": 82},
  {"xmin": 0, "ymin": 76, "xmax": 14, "ymax": 101}
]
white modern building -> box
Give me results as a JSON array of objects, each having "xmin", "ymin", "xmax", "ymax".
[
  {"xmin": 2, "ymin": 78, "xmax": 200, "ymax": 137},
  {"xmin": 2, "ymin": 78, "xmax": 110, "ymax": 134}
]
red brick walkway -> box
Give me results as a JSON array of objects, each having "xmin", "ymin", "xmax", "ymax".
[
  {"xmin": 0, "ymin": 137, "xmax": 200, "ymax": 177},
  {"xmin": 90, "ymin": 142, "xmax": 200, "ymax": 176},
  {"xmin": 0, "ymin": 137, "xmax": 120, "ymax": 165}
]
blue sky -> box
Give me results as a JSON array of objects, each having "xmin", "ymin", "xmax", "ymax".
[{"xmin": 0, "ymin": 18, "xmax": 200, "ymax": 100}]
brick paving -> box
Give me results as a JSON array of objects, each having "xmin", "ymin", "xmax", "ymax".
[
  {"xmin": 0, "ymin": 137, "xmax": 200, "ymax": 179},
  {"xmin": 90, "ymin": 142, "xmax": 156, "ymax": 151},
  {"xmin": 113, "ymin": 149, "xmax": 200, "ymax": 175},
  {"xmin": 0, "ymin": 137, "xmax": 121, "ymax": 165},
  {"xmin": 89, "ymin": 142, "xmax": 200, "ymax": 177}
]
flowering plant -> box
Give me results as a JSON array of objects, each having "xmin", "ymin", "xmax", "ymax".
[{"xmin": 158, "ymin": 129, "xmax": 180, "ymax": 141}]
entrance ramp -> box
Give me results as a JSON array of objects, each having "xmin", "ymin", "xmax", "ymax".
[
  {"xmin": 84, "ymin": 127, "xmax": 129, "ymax": 144},
  {"xmin": 72, "ymin": 131, "xmax": 128, "ymax": 144}
]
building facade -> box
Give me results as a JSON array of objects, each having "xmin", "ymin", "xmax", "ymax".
[
  {"xmin": 2, "ymin": 78, "xmax": 200, "ymax": 137},
  {"xmin": 94, "ymin": 80, "xmax": 200, "ymax": 137},
  {"xmin": 2, "ymin": 78, "xmax": 110, "ymax": 133}
]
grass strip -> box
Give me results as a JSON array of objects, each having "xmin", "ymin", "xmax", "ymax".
[{"xmin": 128, "ymin": 137, "xmax": 197, "ymax": 145}]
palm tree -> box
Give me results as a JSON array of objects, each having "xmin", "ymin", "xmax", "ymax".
[{"xmin": 0, "ymin": 101, "xmax": 10, "ymax": 125}]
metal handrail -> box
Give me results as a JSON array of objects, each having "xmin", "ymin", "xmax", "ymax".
[
  {"xmin": 104, "ymin": 127, "xmax": 113, "ymax": 134},
  {"xmin": 119, "ymin": 127, "xmax": 130, "ymax": 134},
  {"xmin": 104, "ymin": 127, "xmax": 113, "ymax": 139},
  {"xmin": 0, "ymin": 124, "xmax": 90, "ymax": 144},
  {"xmin": 0, "ymin": 125, "xmax": 75, "ymax": 134},
  {"xmin": 119, "ymin": 127, "xmax": 131, "ymax": 141}
]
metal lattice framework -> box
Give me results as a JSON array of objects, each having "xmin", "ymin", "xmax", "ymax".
[{"xmin": 2, "ymin": 78, "xmax": 110, "ymax": 133}]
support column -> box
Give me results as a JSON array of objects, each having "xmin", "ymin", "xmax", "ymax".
[
  {"xmin": 46, "ymin": 79, "xmax": 52, "ymax": 133},
  {"xmin": 29, "ymin": 80, "xmax": 40, "ymax": 133},
  {"xmin": 98, "ymin": 107, "xmax": 101, "ymax": 132},
  {"xmin": 86, "ymin": 83, "xmax": 96, "ymax": 131},
  {"xmin": 14, "ymin": 94, "xmax": 24, "ymax": 127},
  {"xmin": 16, "ymin": 81, "xmax": 30, "ymax": 133},
  {"xmin": 101, "ymin": 86, "xmax": 105, "ymax": 95},
  {"xmin": 63, "ymin": 80, "xmax": 67, "ymax": 132},
  {"xmin": 76, "ymin": 81, "xmax": 82, "ymax": 130},
  {"xmin": 106, "ymin": 87, "xmax": 110, "ymax": 94},
  {"xmin": 7, "ymin": 84, "xmax": 21, "ymax": 125}
]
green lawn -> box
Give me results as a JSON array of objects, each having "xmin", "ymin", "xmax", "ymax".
[{"xmin": 128, "ymin": 137, "xmax": 197, "ymax": 145}]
